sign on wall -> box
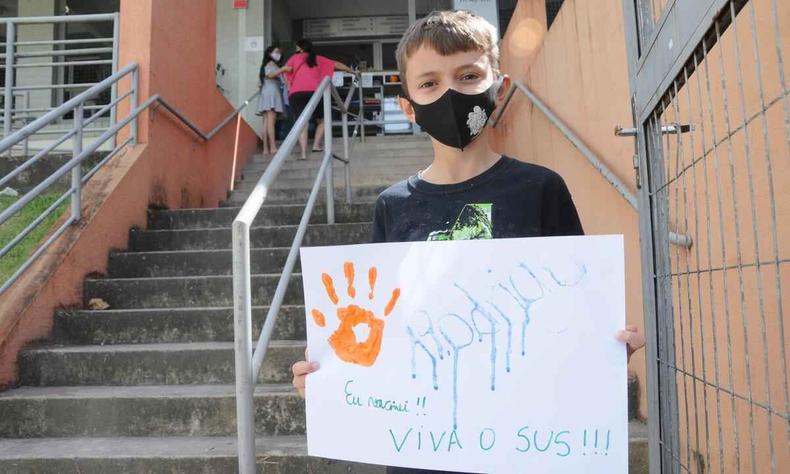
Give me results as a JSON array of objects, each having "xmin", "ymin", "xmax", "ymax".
[
  {"xmin": 303, "ymin": 16, "xmax": 409, "ymax": 39},
  {"xmin": 244, "ymin": 36, "xmax": 264, "ymax": 52},
  {"xmin": 301, "ymin": 236, "xmax": 628, "ymax": 473},
  {"xmin": 233, "ymin": 0, "xmax": 248, "ymax": 9}
]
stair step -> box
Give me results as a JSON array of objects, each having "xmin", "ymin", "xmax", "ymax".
[
  {"xmin": 108, "ymin": 248, "xmax": 297, "ymax": 277},
  {"xmin": 236, "ymin": 177, "xmax": 404, "ymax": 192},
  {"xmin": 52, "ymin": 306, "xmax": 306, "ymax": 344},
  {"xmin": 233, "ymin": 179, "xmax": 395, "ymax": 196},
  {"xmin": 147, "ymin": 202, "xmax": 374, "ymax": 230},
  {"xmin": 0, "ymin": 435, "xmax": 385, "ymax": 473},
  {"xmin": 84, "ymin": 274, "xmax": 303, "ymax": 309},
  {"xmin": 0, "ymin": 384, "xmax": 303, "ymax": 437},
  {"xmin": 240, "ymin": 160, "xmax": 427, "ymax": 179},
  {"xmin": 245, "ymin": 148, "xmax": 432, "ymax": 171},
  {"xmin": 18, "ymin": 341, "xmax": 303, "ymax": 386},
  {"xmin": 0, "ymin": 424, "xmax": 648, "ymax": 473},
  {"xmin": 224, "ymin": 186, "xmax": 385, "ymax": 205},
  {"xmin": 129, "ymin": 222, "xmax": 372, "ymax": 251}
]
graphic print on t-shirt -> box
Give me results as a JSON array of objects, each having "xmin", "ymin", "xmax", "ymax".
[{"xmin": 426, "ymin": 203, "xmax": 493, "ymax": 241}]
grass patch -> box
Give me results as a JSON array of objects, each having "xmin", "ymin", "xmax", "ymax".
[{"xmin": 0, "ymin": 192, "xmax": 70, "ymax": 286}]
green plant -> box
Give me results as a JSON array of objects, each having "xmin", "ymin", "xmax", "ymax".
[{"xmin": 0, "ymin": 192, "xmax": 69, "ymax": 285}]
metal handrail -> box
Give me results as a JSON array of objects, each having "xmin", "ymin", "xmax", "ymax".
[
  {"xmin": 0, "ymin": 61, "xmax": 261, "ymax": 293},
  {"xmin": 0, "ymin": 13, "xmax": 117, "ymax": 24},
  {"xmin": 152, "ymin": 91, "xmax": 260, "ymax": 142},
  {"xmin": 232, "ymin": 75, "xmax": 361, "ymax": 473},
  {"xmin": 491, "ymin": 79, "xmax": 692, "ymax": 248},
  {"xmin": 2, "ymin": 14, "xmax": 120, "ymax": 152}
]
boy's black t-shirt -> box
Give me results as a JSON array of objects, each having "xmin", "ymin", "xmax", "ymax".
[
  {"xmin": 372, "ymin": 155, "xmax": 584, "ymax": 244},
  {"xmin": 373, "ymin": 156, "xmax": 583, "ymax": 474}
]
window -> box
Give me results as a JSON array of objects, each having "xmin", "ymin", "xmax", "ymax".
[
  {"xmin": 381, "ymin": 42, "xmax": 398, "ymax": 71},
  {"xmin": 546, "ymin": 0, "xmax": 565, "ymax": 28}
]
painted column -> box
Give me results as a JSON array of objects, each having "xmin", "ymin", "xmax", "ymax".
[
  {"xmin": 16, "ymin": 0, "xmax": 59, "ymax": 117},
  {"xmin": 243, "ymin": 0, "xmax": 265, "ymax": 133},
  {"xmin": 216, "ymin": 0, "xmax": 266, "ymax": 135}
]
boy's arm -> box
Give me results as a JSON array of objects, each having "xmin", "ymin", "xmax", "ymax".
[
  {"xmin": 541, "ymin": 172, "xmax": 584, "ymax": 236},
  {"xmin": 371, "ymin": 196, "xmax": 388, "ymax": 243}
]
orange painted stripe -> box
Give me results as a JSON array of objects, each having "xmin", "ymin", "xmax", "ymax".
[
  {"xmin": 368, "ymin": 266, "xmax": 377, "ymax": 300},
  {"xmin": 311, "ymin": 309, "xmax": 326, "ymax": 327},
  {"xmin": 384, "ymin": 288, "xmax": 401, "ymax": 316},
  {"xmin": 344, "ymin": 261, "xmax": 356, "ymax": 298},
  {"xmin": 321, "ymin": 273, "xmax": 339, "ymax": 305}
]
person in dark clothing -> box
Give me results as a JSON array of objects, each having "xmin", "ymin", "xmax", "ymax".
[{"xmin": 292, "ymin": 10, "xmax": 645, "ymax": 474}]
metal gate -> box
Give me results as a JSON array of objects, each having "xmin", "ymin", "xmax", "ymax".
[{"xmin": 623, "ymin": 0, "xmax": 789, "ymax": 473}]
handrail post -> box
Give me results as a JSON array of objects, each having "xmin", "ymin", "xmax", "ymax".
[
  {"xmin": 4, "ymin": 21, "xmax": 16, "ymax": 154},
  {"xmin": 358, "ymin": 79, "xmax": 365, "ymax": 142},
  {"xmin": 130, "ymin": 67, "xmax": 139, "ymax": 145},
  {"xmin": 71, "ymin": 103, "xmax": 84, "ymax": 222},
  {"xmin": 323, "ymin": 86, "xmax": 335, "ymax": 224},
  {"xmin": 22, "ymin": 91, "xmax": 30, "ymax": 157},
  {"xmin": 232, "ymin": 219, "xmax": 257, "ymax": 474},
  {"xmin": 341, "ymin": 97, "xmax": 351, "ymax": 204},
  {"xmin": 230, "ymin": 112, "xmax": 242, "ymax": 192}
]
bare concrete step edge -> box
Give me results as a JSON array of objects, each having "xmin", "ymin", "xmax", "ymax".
[
  {"xmin": 128, "ymin": 222, "xmax": 373, "ymax": 252},
  {"xmin": 0, "ymin": 384, "xmax": 303, "ymax": 437},
  {"xmin": 0, "ymin": 423, "xmax": 648, "ymax": 474},
  {"xmin": 225, "ymin": 190, "xmax": 385, "ymax": 207},
  {"xmin": 51, "ymin": 305, "xmax": 307, "ymax": 344},
  {"xmin": 17, "ymin": 341, "xmax": 304, "ymax": 386},
  {"xmin": 147, "ymin": 203, "xmax": 374, "ymax": 230},
  {"xmin": 0, "ymin": 435, "xmax": 385, "ymax": 474},
  {"xmin": 83, "ymin": 273, "xmax": 305, "ymax": 309},
  {"xmin": 107, "ymin": 248, "xmax": 297, "ymax": 277}
]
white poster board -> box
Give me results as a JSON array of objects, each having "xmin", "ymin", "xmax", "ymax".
[{"xmin": 301, "ymin": 236, "xmax": 627, "ymax": 473}]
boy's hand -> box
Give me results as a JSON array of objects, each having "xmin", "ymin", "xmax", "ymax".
[
  {"xmin": 291, "ymin": 348, "xmax": 320, "ymax": 398},
  {"xmin": 616, "ymin": 325, "xmax": 645, "ymax": 363}
]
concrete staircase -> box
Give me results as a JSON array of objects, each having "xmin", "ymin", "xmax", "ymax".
[{"xmin": 0, "ymin": 136, "xmax": 647, "ymax": 473}]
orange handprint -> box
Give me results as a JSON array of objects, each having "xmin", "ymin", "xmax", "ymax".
[{"xmin": 311, "ymin": 262, "xmax": 401, "ymax": 367}]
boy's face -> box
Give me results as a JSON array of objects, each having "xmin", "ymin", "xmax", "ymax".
[
  {"xmin": 398, "ymin": 45, "xmax": 509, "ymax": 133},
  {"xmin": 403, "ymin": 45, "xmax": 495, "ymax": 105}
]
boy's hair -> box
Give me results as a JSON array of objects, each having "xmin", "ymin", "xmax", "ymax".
[{"xmin": 395, "ymin": 10, "xmax": 500, "ymax": 97}]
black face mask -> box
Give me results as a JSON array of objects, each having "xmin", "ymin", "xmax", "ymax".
[{"xmin": 408, "ymin": 82, "xmax": 498, "ymax": 150}]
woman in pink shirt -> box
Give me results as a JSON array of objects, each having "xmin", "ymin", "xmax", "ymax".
[{"xmin": 284, "ymin": 39, "xmax": 353, "ymax": 160}]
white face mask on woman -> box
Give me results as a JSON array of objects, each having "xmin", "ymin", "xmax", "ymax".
[{"xmin": 271, "ymin": 51, "xmax": 282, "ymax": 62}]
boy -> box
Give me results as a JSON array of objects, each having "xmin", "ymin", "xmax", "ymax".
[{"xmin": 292, "ymin": 10, "xmax": 644, "ymax": 474}]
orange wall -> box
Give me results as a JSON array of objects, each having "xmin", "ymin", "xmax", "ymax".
[
  {"xmin": 491, "ymin": 0, "xmax": 648, "ymax": 416},
  {"xmin": 0, "ymin": 0, "xmax": 258, "ymax": 388}
]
